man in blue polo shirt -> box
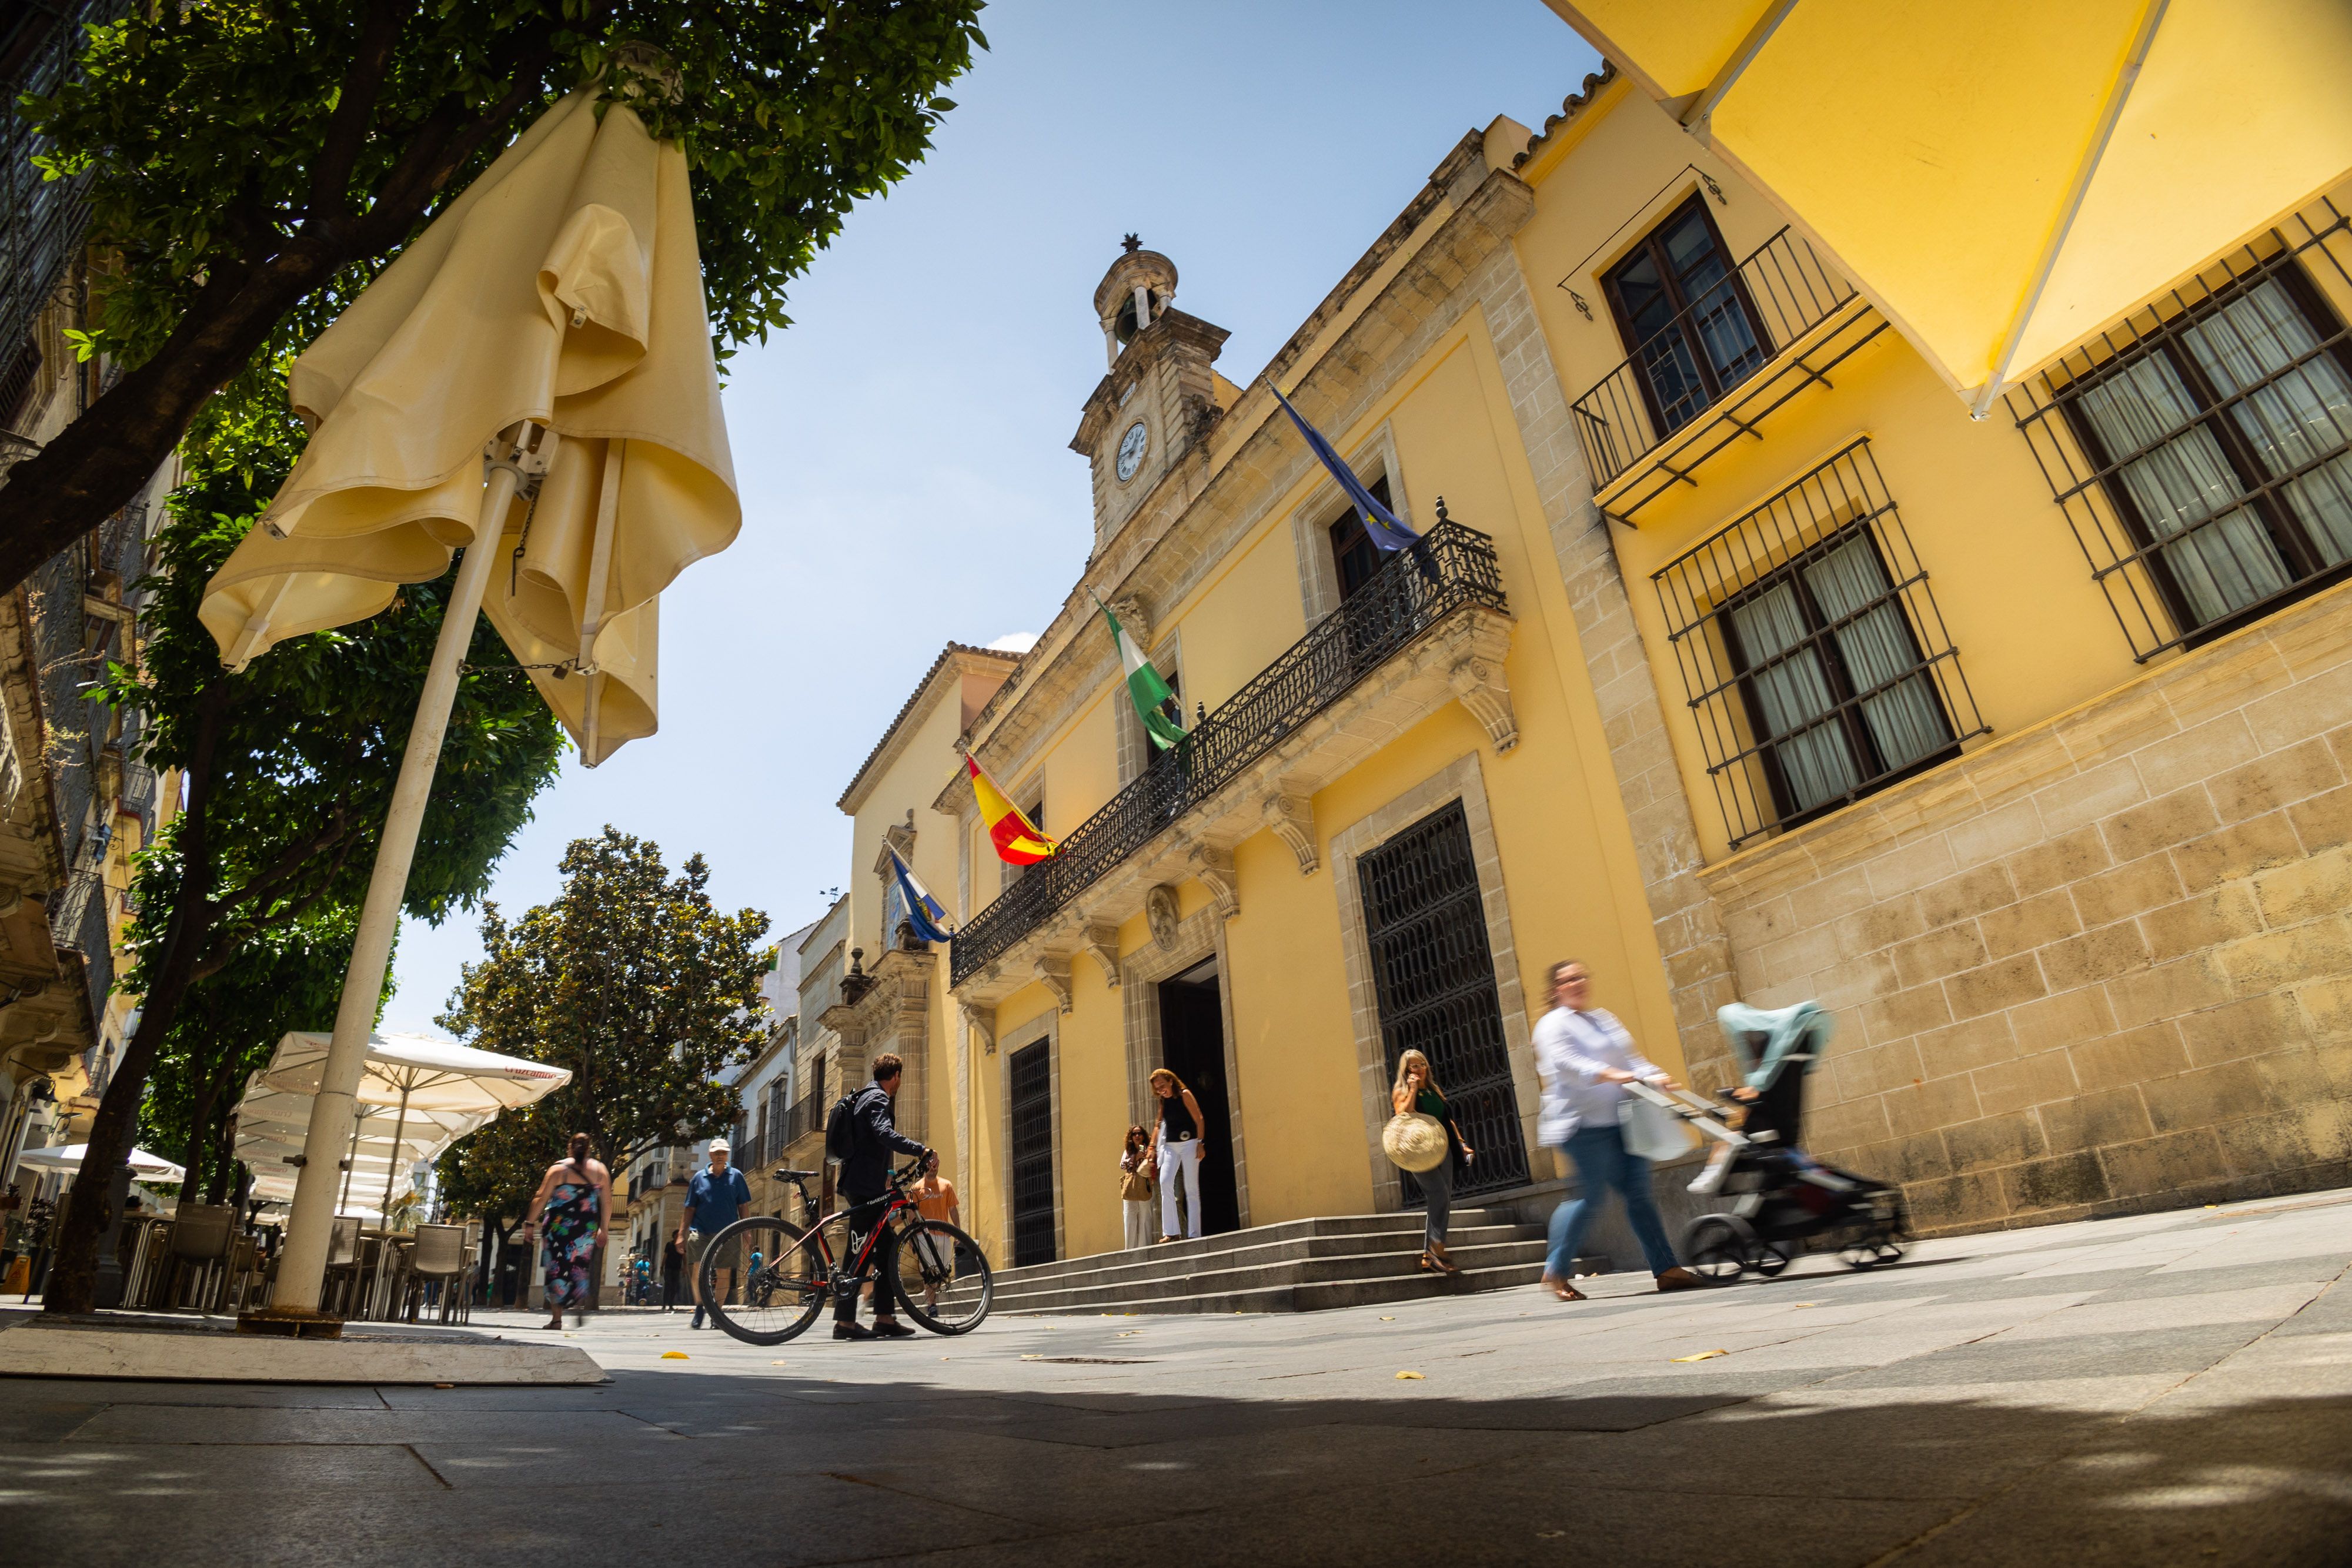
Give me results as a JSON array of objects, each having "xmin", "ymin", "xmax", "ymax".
[{"xmin": 676, "ymin": 1138, "xmax": 752, "ymax": 1330}]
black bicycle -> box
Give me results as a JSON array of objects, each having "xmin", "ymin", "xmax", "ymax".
[{"xmin": 697, "ymin": 1159, "xmax": 993, "ymax": 1345}]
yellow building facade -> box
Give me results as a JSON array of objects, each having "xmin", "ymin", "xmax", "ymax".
[
  {"xmin": 1512, "ymin": 59, "xmax": 2352, "ymax": 1232},
  {"xmin": 926, "ymin": 134, "xmax": 1701, "ymax": 1269},
  {"xmin": 831, "ymin": 38, "xmax": 2352, "ymax": 1272}
]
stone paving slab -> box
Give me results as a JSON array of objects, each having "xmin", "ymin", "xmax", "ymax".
[
  {"xmin": 0, "ymin": 1309, "xmax": 606, "ymax": 1386},
  {"xmin": 0, "ymin": 1189, "xmax": 2346, "ymax": 1565}
]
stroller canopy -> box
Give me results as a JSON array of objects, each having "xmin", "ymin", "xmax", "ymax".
[{"xmin": 1716, "ymin": 1001, "xmax": 1836, "ymax": 1091}]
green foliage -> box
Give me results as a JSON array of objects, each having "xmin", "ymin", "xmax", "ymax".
[
  {"xmin": 136, "ymin": 909, "xmax": 358, "ymax": 1192},
  {"xmin": 435, "ymin": 1104, "xmax": 565, "ymax": 1235},
  {"xmin": 435, "ymin": 827, "xmax": 769, "ymax": 1219},
  {"xmin": 32, "ymin": 0, "xmax": 989, "ymax": 369}
]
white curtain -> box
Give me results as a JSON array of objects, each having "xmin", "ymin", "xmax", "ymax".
[
  {"xmin": 2074, "ymin": 353, "xmax": 2288, "ymax": 625},
  {"xmin": 2181, "ymin": 279, "xmax": 2352, "ymax": 566},
  {"xmin": 1804, "ymin": 536, "xmax": 1949, "ymax": 775},
  {"xmin": 1730, "ymin": 581, "xmax": 1856, "ymax": 814}
]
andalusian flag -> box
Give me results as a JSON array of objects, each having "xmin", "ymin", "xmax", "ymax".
[
  {"xmin": 1102, "ymin": 598, "xmax": 1184, "ymax": 751},
  {"xmin": 966, "ymin": 754, "xmax": 1056, "ymax": 865},
  {"xmin": 886, "ymin": 845, "xmax": 954, "ymax": 944},
  {"xmin": 1268, "ymin": 381, "xmax": 1421, "ymax": 551}
]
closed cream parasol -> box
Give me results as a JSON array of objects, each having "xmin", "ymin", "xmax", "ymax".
[{"xmin": 200, "ymin": 76, "xmax": 735, "ymax": 1317}]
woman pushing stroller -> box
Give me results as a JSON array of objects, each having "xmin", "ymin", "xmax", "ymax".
[{"xmin": 1535, "ymin": 959, "xmax": 1703, "ymax": 1302}]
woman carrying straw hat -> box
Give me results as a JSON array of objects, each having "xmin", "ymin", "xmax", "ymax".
[{"xmin": 1392, "ymin": 1051, "xmax": 1474, "ymax": 1273}]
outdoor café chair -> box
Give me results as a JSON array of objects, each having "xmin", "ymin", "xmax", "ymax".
[
  {"xmin": 404, "ymin": 1223, "xmax": 468, "ymax": 1322},
  {"xmin": 165, "ymin": 1202, "xmax": 236, "ymax": 1312}
]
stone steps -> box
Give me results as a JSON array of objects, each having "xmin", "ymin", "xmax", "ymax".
[{"xmin": 961, "ymin": 1208, "xmax": 1556, "ymax": 1317}]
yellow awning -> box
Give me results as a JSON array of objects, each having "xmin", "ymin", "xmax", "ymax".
[{"xmin": 1546, "ymin": 0, "xmax": 2352, "ymax": 409}]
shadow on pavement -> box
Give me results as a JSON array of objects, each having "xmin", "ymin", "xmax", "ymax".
[{"xmin": 2, "ymin": 1356, "xmax": 2347, "ymax": 1567}]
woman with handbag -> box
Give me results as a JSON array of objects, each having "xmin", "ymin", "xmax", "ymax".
[
  {"xmin": 1119, "ymin": 1125, "xmax": 1156, "ymax": 1249},
  {"xmin": 1391, "ymin": 1050, "xmax": 1474, "ymax": 1274},
  {"xmin": 1534, "ymin": 961, "xmax": 1702, "ymax": 1301}
]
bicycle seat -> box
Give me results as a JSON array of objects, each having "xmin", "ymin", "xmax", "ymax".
[{"xmin": 772, "ymin": 1168, "xmax": 820, "ymax": 1180}]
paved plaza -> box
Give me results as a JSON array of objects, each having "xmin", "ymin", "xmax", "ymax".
[{"xmin": 5, "ymin": 1191, "xmax": 2351, "ymax": 1566}]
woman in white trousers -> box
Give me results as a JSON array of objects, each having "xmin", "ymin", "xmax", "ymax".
[{"xmin": 1149, "ymin": 1068, "xmax": 1208, "ymax": 1241}]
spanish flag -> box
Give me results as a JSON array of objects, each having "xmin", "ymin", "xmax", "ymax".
[{"xmin": 967, "ymin": 754, "xmax": 1056, "ymax": 865}]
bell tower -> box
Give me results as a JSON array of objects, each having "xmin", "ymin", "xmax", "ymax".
[{"xmin": 1072, "ymin": 236, "xmax": 1229, "ymax": 551}]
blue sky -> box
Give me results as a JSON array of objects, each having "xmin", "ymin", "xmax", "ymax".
[{"xmin": 382, "ymin": 1, "xmax": 1603, "ymax": 1035}]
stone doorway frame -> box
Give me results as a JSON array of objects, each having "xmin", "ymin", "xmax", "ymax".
[
  {"xmin": 1119, "ymin": 901, "xmax": 1251, "ymax": 1231},
  {"xmin": 1329, "ymin": 751, "xmax": 1540, "ymax": 1213},
  {"xmin": 995, "ymin": 1008, "xmax": 1064, "ymax": 1267}
]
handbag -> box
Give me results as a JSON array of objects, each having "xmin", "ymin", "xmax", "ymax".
[
  {"xmin": 1382, "ymin": 1111, "xmax": 1451, "ymax": 1173},
  {"xmin": 1619, "ymin": 1092, "xmax": 1696, "ymax": 1164},
  {"xmin": 1119, "ymin": 1161, "xmax": 1154, "ymax": 1202}
]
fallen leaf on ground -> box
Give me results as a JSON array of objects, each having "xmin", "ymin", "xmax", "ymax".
[
  {"xmin": 1669, "ymin": 1349, "xmax": 1729, "ymax": 1362},
  {"xmin": 770, "ymin": 1360, "xmax": 789, "ymax": 1366},
  {"xmin": 660, "ymin": 1351, "xmax": 689, "ymax": 1360},
  {"xmin": 1379, "ymin": 1316, "xmax": 1396, "ymax": 1321},
  {"xmin": 1395, "ymin": 1370, "xmax": 1425, "ymax": 1380},
  {"xmin": 433, "ymin": 1383, "xmax": 454, "ymax": 1389},
  {"xmin": 1538, "ymin": 1530, "xmax": 1565, "ymax": 1539},
  {"xmin": 1793, "ymin": 1302, "xmax": 1819, "ymax": 1308}
]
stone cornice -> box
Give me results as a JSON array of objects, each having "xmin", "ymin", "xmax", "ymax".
[
  {"xmin": 837, "ymin": 644, "xmax": 1020, "ymax": 817},
  {"xmin": 962, "ymin": 164, "xmax": 1539, "ymax": 787},
  {"xmin": 1070, "ymin": 309, "xmax": 1231, "ymax": 455}
]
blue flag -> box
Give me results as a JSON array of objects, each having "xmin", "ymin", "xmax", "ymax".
[
  {"xmin": 1268, "ymin": 383, "xmax": 1421, "ymax": 551},
  {"xmin": 887, "ymin": 846, "xmax": 954, "ymax": 945}
]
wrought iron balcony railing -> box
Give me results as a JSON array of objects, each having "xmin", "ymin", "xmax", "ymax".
[
  {"xmin": 951, "ymin": 519, "xmax": 1507, "ymax": 986},
  {"xmin": 1571, "ymin": 226, "xmax": 1857, "ymax": 489}
]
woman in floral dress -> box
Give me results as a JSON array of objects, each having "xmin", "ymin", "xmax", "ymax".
[{"xmin": 523, "ymin": 1133, "xmax": 610, "ymax": 1329}]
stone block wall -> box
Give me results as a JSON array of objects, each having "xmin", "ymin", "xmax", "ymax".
[{"xmin": 1692, "ymin": 580, "xmax": 2352, "ymax": 1234}]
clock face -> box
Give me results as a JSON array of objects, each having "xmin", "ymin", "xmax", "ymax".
[{"xmin": 1115, "ymin": 420, "xmax": 1149, "ymax": 483}]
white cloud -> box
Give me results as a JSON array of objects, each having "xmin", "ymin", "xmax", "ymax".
[{"xmin": 985, "ymin": 632, "xmax": 1040, "ymax": 653}]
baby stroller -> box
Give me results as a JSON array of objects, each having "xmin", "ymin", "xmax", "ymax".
[{"xmin": 1623, "ymin": 1001, "xmax": 1909, "ymax": 1280}]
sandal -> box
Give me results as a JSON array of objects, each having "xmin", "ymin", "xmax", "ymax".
[
  {"xmin": 1428, "ymin": 1241, "xmax": 1461, "ymax": 1275},
  {"xmin": 1539, "ymin": 1276, "xmax": 1586, "ymax": 1302},
  {"xmin": 1418, "ymin": 1253, "xmax": 1437, "ymax": 1272}
]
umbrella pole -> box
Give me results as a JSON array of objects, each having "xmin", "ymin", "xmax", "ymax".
[{"xmin": 272, "ymin": 424, "xmax": 556, "ymax": 1318}]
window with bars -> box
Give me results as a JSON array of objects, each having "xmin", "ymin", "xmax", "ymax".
[
  {"xmin": 2009, "ymin": 195, "xmax": 2352, "ymax": 660},
  {"xmin": 1655, "ymin": 439, "xmax": 1987, "ymax": 847}
]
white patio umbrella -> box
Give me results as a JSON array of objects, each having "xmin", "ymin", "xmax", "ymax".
[
  {"xmin": 192, "ymin": 73, "xmax": 735, "ymax": 1317},
  {"xmin": 252, "ymin": 1032, "xmax": 569, "ymax": 1220},
  {"xmin": 233, "ymin": 1071, "xmax": 494, "ymax": 1213},
  {"xmin": 15, "ymin": 1144, "xmax": 186, "ymax": 1182}
]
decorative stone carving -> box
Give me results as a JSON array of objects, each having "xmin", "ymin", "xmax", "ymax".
[
  {"xmin": 1145, "ymin": 884, "xmax": 1182, "ymax": 950},
  {"xmin": 1034, "ymin": 954, "xmax": 1074, "ymax": 1014},
  {"xmin": 958, "ymin": 1002, "xmax": 996, "ymax": 1056},
  {"xmin": 1448, "ymin": 645, "xmax": 1519, "ymax": 754},
  {"xmin": 1107, "ymin": 594, "xmax": 1152, "ymax": 653},
  {"xmin": 1081, "ymin": 921, "xmax": 1122, "ymax": 987},
  {"xmin": 1261, "ymin": 791, "xmax": 1317, "ymax": 875},
  {"xmin": 1190, "ymin": 845, "xmax": 1240, "ymax": 921}
]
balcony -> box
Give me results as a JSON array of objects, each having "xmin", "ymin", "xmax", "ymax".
[
  {"xmin": 951, "ymin": 519, "xmax": 1515, "ymax": 994},
  {"xmin": 1570, "ymin": 226, "xmax": 1883, "ymax": 527}
]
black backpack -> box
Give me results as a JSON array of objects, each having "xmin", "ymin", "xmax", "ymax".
[{"xmin": 823, "ymin": 1086, "xmax": 871, "ymax": 1164}]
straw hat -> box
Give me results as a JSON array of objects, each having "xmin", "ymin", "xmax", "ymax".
[{"xmin": 1382, "ymin": 1112, "xmax": 1449, "ymax": 1173}]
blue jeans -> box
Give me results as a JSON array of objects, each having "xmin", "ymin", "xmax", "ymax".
[{"xmin": 1547, "ymin": 1122, "xmax": 1679, "ymax": 1278}]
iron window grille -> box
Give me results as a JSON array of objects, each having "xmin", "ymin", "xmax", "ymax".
[
  {"xmin": 1655, "ymin": 439, "xmax": 1986, "ymax": 848},
  {"xmin": 2007, "ymin": 195, "xmax": 2352, "ymax": 662},
  {"xmin": 951, "ymin": 517, "xmax": 1507, "ymax": 986},
  {"xmin": 1574, "ymin": 222, "xmax": 1859, "ymax": 489}
]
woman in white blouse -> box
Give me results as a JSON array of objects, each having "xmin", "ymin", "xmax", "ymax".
[{"xmin": 1534, "ymin": 959, "xmax": 1702, "ymax": 1301}]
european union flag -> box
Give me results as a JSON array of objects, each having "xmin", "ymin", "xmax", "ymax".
[
  {"xmin": 1269, "ymin": 383, "xmax": 1422, "ymax": 552},
  {"xmin": 887, "ymin": 846, "xmax": 954, "ymax": 945}
]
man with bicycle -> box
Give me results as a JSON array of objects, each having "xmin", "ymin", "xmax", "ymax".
[{"xmin": 834, "ymin": 1052, "xmax": 930, "ymax": 1342}]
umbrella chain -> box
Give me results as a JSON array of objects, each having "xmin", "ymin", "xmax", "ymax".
[{"xmin": 459, "ymin": 445, "xmax": 598, "ymax": 680}]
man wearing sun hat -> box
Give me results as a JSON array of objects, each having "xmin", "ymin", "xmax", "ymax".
[{"xmin": 676, "ymin": 1138, "xmax": 752, "ymax": 1330}]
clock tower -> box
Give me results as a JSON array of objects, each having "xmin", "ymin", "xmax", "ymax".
[{"xmin": 1071, "ymin": 236, "xmax": 1230, "ymax": 553}]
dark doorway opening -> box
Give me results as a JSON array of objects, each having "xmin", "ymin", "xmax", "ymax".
[
  {"xmin": 1156, "ymin": 959, "xmax": 1241, "ymax": 1236},
  {"xmin": 1008, "ymin": 1039, "xmax": 1055, "ymax": 1268},
  {"xmin": 1358, "ymin": 800, "xmax": 1530, "ymax": 1201}
]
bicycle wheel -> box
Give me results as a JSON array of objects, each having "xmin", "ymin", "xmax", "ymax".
[
  {"xmin": 890, "ymin": 1219, "xmax": 993, "ymax": 1335},
  {"xmin": 699, "ymin": 1216, "xmax": 824, "ymax": 1345}
]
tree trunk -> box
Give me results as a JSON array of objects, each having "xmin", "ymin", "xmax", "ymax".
[
  {"xmin": 0, "ymin": 249, "xmax": 338, "ymax": 597},
  {"xmin": 43, "ymin": 684, "xmax": 228, "ymax": 1313}
]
